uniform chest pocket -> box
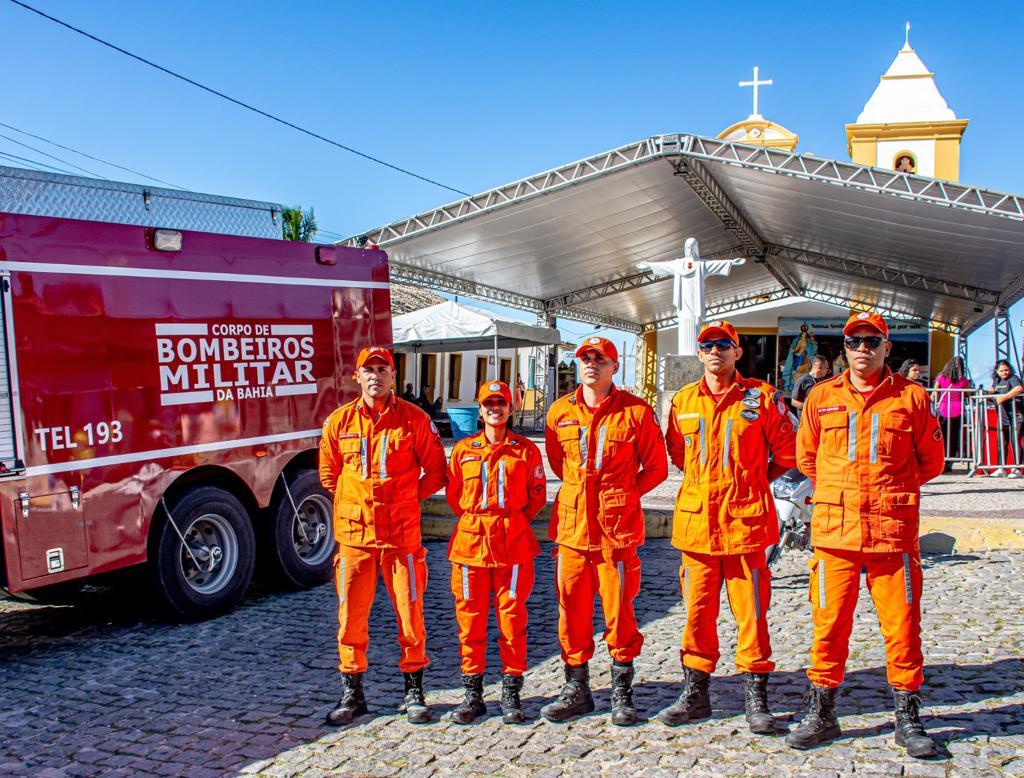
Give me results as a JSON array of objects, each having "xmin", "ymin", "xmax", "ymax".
[
  {"xmin": 819, "ymin": 413, "xmax": 850, "ymax": 458},
  {"xmin": 676, "ymin": 417, "xmax": 704, "ymax": 467},
  {"xmin": 879, "ymin": 411, "xmax": 913, "ymax": 460},
  {"xmin": 601, "ymin": 426, "xmax": 634, "ymax": 467},
  {"xmin": 381, "ymin": 431, "xmax": 413, "ymax": 476},
  {"xmin": 337, "ymin": 437, "xmax": 365, "ymax": 474},
  {"xmin": 556, "ymin": 426, "xmax": 582, "ymax": 464}
]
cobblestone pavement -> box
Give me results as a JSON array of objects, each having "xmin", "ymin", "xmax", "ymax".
[{"xmin": 2, "ymin": 544, "xmax": 1022, "ymax": 777}]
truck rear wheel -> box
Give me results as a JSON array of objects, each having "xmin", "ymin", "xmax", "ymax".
[
  {"xmin": 151, "ymin": 487, "xmax": 255, "ymax": 620},
  {"xmin": 265, "ymin": 469, "xmax": 336, "ymax": 589}
]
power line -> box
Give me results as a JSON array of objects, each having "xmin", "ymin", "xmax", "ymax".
[
  {"xmin": 9, "ymin": 0, "xmax": 471, "ymax": 198},
  {"xmin": 0, "ymin": 131, "xmax": 108, "ymax": 179},
  {"xmin": 0, "ymin": 120, "xmax": 186, "ymax": 189},
  {"xmin": 0, "ymin": 149, "xmax": 80, "ymax": 176}
]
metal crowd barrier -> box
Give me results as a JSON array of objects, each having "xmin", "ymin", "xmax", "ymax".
[
  {"xmin": 926, "ymin": 386, "xmax": 976, "ymax": 471},
  {"xmin": 925, "ymin": 387, "xmax": 1024, "ymax": 476}
]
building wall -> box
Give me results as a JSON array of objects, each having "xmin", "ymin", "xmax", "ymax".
[{"xmin": 877, "ymin": 138, "xmax": 936, "ymax": 176}]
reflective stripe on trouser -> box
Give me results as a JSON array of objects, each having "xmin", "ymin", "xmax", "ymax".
[
  {"xmin": 451, "ymin": 561, "xmax": 535, "ymax": 675},
  {"xmin": 554, "ymin": 545, "xmax": 644, "ymax": 665},
  {"xmin": 335, "ymin": 544, "xmax": 429, "ymax": 674},
  {"xmin": 679, "ymin": 550, "xmax": 774, "ymax": 674},
  {"xmin": 807, "ymin": 547, "xmax": 924, "ymax": 690}
]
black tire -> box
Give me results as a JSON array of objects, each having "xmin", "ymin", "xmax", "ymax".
[
  {"xmin": 150, "ymin": 486, "xmax": 255, "ymax": 620},
  {"xmin": 264, "ymin": 469, "xmax": 336, "ymax": 589}
]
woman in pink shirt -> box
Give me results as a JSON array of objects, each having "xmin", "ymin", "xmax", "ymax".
[{"xmin": 933, "ymin": 357, "xmax": 972, "ymax": 470}]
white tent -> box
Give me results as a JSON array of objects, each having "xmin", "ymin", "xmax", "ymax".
[
  {"xmin": 392, "ymin": 300, "xmax": 562, "ymax": 353},
  {"xmin": 392, "ymin": 299, "xmax": 562, "ymax": 387}
]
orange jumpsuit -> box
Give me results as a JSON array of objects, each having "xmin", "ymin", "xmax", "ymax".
[
  {"xmin": 319, "ymin": 393, "xmax": 448, "ymax": 674},
  {"xmin": 666, "ymin": 373, "xmax": 797, "ymax": 674},
  {"xmin": 445, "ymin": 431, "xmax": 546, "ymax": 675},
  {"xmin": 545, "ymin": 385, "xmax": 668, "ymax": 665},
  {"xmin": 797, "ymin": 369, "xmax": 945, "ymax": 690}
]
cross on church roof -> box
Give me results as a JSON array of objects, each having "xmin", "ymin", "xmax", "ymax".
[{"xmin": 739, "ymin": 66, "xmax": 773, "ymax": 119}]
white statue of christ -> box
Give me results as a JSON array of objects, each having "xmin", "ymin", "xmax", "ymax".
[{"xmin": 639, "ymin": 238, "xmax": 745, "ymax": 356}]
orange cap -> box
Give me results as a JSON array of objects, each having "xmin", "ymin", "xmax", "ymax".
[
  {"xmin": 575, "ymin": 336, "xmax": 618, "ymax": 362},
  {"xmin": 698, "ymin": 319, "xmax": 739, "ymax": 345},
  {"xmin": 842, "ymin": 311, "xmax": 889, "ymax": 338},
  {"xmin": 355, "ymin": 346, "xmax": 395, "ymax": 370},
  {"xmin": 477, "ymin": 380, "xmax": 513, "ymax": 405}
]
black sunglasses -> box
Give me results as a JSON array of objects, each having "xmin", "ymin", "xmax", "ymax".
[
  {"xmin": 698, "ymin": 339, "xmax": 735, "ymax": 353},
  {"xmin": 844, "ymin": 336, "xmax": 884, "ymax": 349}
]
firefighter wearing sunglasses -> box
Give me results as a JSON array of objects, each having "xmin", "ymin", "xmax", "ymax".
[
  {"xmin": 660, "ymin": 319, "xmax": 797, "ymax": 734},
  {"xmin": 789, "ymin": 311, "xmax": 945, "ymax": 758}
]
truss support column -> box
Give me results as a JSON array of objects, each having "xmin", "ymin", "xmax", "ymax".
[
  {"xmin": 639, "ymin": 328, "xmax": 659, "ymax": 408},
  {"xmin": 955, "ymin": 331, "xmax": 968, "ymax": 367},
  {"xmin": 995, "ymin": 306, "xmax": 1012, "ymax": 365},
  {"xmin": 533, "ymin": 313, "xmax": 558, "ymax": 430}
]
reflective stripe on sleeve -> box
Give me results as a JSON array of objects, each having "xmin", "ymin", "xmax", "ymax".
[
  {"xmin": 848, "ymin": 413, "xmax": 858, "ymax": 461},
  {"xmin": 594, "ymin": 426, "xmax": 607, "ymax": 471},
  {"xmin": 723, "ymin": 418, "xmax": 733, "ymax": 470},
  {"xmin": 617, "ymin": 560, "xmax": 625, "ymax": 603},
  {"xmin": 556, "ymin": 552, "xmax": 563, "ymax": 594},
  {"xmin": 360, "ymin": 437, "xmax": 368, "ymax": 480},
  {"xmin": 379, "ymin": 433, "xmax": 388, "ymax": 479},
  {"xmin": 870, "ymin": 413, "xmax": 880, "ymax": 464},
  {"xmin": 481, "ymin": 461, "xmax": 489, "ymax": 509},
  {"xmin": 902, "ymin": 553, "xmax": 913, "ymax": 605},
  {"xmin": 509, "ymin": 563, "xmax": 519, "ymax": 600},
  {"xmin": 407, "ymin": 553, "xmax": 418, "ymax": 602},
  {"xmin": 753, "ymin": 566, "xmax": 762, "ymax": 621},
  {"xmin": 462, "ymin": 565, "xmax": 470, "ymax": 601},
  {"xmin": 683, "ymin": 562, "xmax": 689, "ymax": 600},
  {"xmin": 498, "ymin": 460, "xmax": 506, "ymax": 509}
]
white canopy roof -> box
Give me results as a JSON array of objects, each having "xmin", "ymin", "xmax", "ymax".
[{"xmin": 392, "ymin": 300, "xmax": 562, "ymax": 353}]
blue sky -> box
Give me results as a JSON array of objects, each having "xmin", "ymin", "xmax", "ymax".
[{"xmin": 2, "ymin": 0, "xmax": 1021, "ymax": 382}]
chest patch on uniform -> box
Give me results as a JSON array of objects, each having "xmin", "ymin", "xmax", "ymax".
[
  {"xmin": 741, "ymin": 398, "xmax": 760, "ymax": 409},
  {"xmin": 684, "ymin": 435, "xmax": 693, "ymax": 446},
  {"xmin": 471, "ymin": 441, "xmax": 483, "ymax": 447},
  {"xmin": 337, "ymin": 432, "xmax": 360, "ymax": 439},
  {"xmin": 557, "ymin": 419, "xmax": 580, "ymax": 427},
  {"xmin": 744, "ymin": 387, "xmax": 762, "ymax": 398},
  {"xmin": 461, "ymin": 455, "xmax": 481, "ymax": 464},
  {"xmin": 740, "ymin": 409, "xmax": 759, "ymax": 421},
  {"xmin": 818, "ymin": 405, "xmax": 846, "ymax": 416}
]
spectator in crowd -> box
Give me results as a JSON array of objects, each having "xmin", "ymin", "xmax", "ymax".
[
  {"xmin": 989, "ymin": 360, "xmax": 1024, "ymax": 477},
  {"xmin": 898, "ymin": 359, "xmax": 924, "ymax": 385},
  {"xmin": 791, "ymin": 355, "xmax": 831, "ymax": 416},
  {"xmin": 401, "ymin": 382, "xmax": 417, "ymax": 404},
  {"xmin": 934, "ymin": 357, "xmax": 972, "ymax": 471}
]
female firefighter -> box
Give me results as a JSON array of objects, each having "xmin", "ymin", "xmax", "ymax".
[{"xmin": 445, "ymin": 380, "xmax": 547, "ymax": 724}]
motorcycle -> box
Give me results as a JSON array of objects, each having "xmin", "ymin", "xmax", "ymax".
[{"xmin": 766, "ymin": 467, "xmax": 813, "ymax": 567}]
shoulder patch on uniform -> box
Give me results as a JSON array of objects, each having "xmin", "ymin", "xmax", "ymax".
[
  {"xmin": 533, "ymin": 464, "xmax": 545, "ymax": 480},
  {"xmin": 337, "ymin": 432, "xmax": 360, "ymax": 439},
  {"xmin": 932, "ymin": 427, "xmax": 943, "ymax": 441},
  {"xmin": 557, "ymin": 419, "xmax": 580, "ymax": 427},
  {"xmin": 818, "ymin": 405, "xmax": 846, "ymax": 415},
  {"xmin": 777, "ymin": 398, "xmax": 788, "ymax": 416},
  {"xmin": 429, "ymin": 421, "xmax": 439, "ymax": 436}
]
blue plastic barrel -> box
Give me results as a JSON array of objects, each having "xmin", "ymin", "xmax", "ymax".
[{"xmin": 447, "ymin": 407, "xmax": 480, "ymax": 441}]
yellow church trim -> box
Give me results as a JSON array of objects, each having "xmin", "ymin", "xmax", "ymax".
[{"xmin": 717, "ymin": 118, "xmax": 799, "ymax": 152}]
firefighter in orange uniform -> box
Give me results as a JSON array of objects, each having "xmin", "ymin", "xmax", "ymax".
[
  {"xmin": 787, "ymin": 312, "xmax": 945, "ymax": 758},
  {"xmin": 657, "ymin": 320, "xmax": 796, "ymax": 734},
  {"xmin": 319, "ymin": 346, "xmax": 447, "ymax": 726},
  {"xmin": 541, "ymin": 336, "xmax": 668, "ymax": 726},
  {"xmin": 445, "ymin": 380, "xmax": 547, "ymax": 725}
]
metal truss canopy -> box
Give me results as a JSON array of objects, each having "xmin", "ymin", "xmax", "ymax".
[{"xmin": 347, "ymin": 133, "xmax": 1024, "ymax": 335}]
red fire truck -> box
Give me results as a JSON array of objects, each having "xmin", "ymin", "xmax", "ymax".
[{"xmin": 0, "ymin": 165, "xmax": 390, "ymax": 618}]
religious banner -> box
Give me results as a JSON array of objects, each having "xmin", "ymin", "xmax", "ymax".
[{"xmin": 777, "ymin": 317, "xmax": 930, "ymax": 392}]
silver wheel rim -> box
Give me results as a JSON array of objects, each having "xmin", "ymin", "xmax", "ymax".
[
  {"xmin": 292, "ymin": 494, "xmax": 334, "ymax": 566},
  {"xmin": 179, "ymin": 513, "xmax": 239, "ymax": 594}
]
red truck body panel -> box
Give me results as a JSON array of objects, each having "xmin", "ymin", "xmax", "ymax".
[{"xmin": 0, "ymin": 212, "xmax": 391, "ymax": 592}]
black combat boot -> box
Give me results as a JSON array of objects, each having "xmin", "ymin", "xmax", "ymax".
[
  {"xmin": 786, "ymin": 685, "xmax": 842, "ymax": 749},
  {"xmin": 893, "ymin": 688, "xmax": 938, "ymax": 758},
  {"xmin": 610, "ymin": 661, "xmax": 639, "ymax": 726},
  {"xmin": 744, "ymin": 673, "xmax": 775, "ymax": 734},
  {"xmin": 399, "ymin": 670, "xmax": 432, "ymax": 724},
  {"xmin": 325, "ymin": 672, "xmax": 368, "ymax": 726},
  {"xmin": 451, "ymin": 674, "xmax": 487, "ymax": 724},
  {"xmin": 657, "ymin": 667, "xmax": 711, "ymax": 726},
  {"xmin": 540, "ymin": 663, "xmax": 595, "ymax": 722},
  {"xmin": 500, "ymin": 674, "xmax": 526, "ymax": 724}
]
